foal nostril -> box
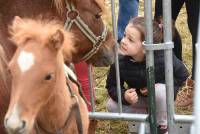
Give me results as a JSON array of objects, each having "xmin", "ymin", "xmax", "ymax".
[
  {"xmin": 4, "ymin": 117, "xmax": 27, "ymax": 133},
  {"xmin": 4, "ymin": 118, "xmax": 8, "ymax": 128},
  {"xmin": 21, "ymin": 120, "xmax": 26, "ymax": 130},
  {"xmin": 14, "ymin": 120, "xmax": 26, "ymax": 132}
]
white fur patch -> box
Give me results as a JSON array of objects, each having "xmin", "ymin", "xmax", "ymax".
[
  {"xmin": 6, "ymin": 104, "xmax": 23, "ymax": 130},
  {"xmin": 17, "ymin": 50, "xmax": 35, "ymax": 72},
  {"xmin": 64, "ymin": 64, "xmax": 77, "ymax": 81}
]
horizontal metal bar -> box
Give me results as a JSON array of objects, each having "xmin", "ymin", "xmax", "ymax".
[
  {"xmin": 174, "ymin": 114, "xmax": 194, "ymax": 123},
  {"xmin": 143, "ymin": 41, "xmax": 174, "ymax": 50},
  {"xmin": 89, "ymin": 112, "xmax": 194, "ymax": 123},
  {"xmin": 89, "ymin": 112, "xmax": 148, "ymax": 121}
]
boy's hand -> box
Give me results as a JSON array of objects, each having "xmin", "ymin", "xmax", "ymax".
[
  {"xmin": 124, "ymin": 88, "xmax": 138, "ymax": 105},
  {"xmin": 140, "ymin": 87, "xmax": 148, "ymax": 96}
]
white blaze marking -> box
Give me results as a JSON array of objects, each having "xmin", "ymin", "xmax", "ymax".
[
  {"xmin": 17, "ymin": 50, "xmax": 35, "ymax": 72},
  {"xmin": 6, "ymin": 104, "xmax": 23, "ymax": 130}
]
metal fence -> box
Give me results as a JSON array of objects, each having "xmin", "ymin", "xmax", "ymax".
[
  {"xmin": 87, "ymin": 0, "xmax": 200, "ymax": 133},
  {"xmin": 191, "ymin": 12, "xmax": 200, "ymax": 134}
]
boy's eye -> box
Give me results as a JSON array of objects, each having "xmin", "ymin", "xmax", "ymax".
[{"xmin": 129, "ymin": 38, "xmax": 134, "ymax": 42}]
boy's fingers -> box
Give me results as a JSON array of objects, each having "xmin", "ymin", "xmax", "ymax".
[
  {"xmin": 128, "ymin": 88, "xmax": 136, "ymax": 93},
  {"xmin": 130, "ymin": 97, "xmax": 138, "ymax": 103},
  {"xmin": 130, "ymin": 95, "xmax": 138, "ymax": 100},
  {"xmin": 140, "ymin": 87, "xmax": 147, "ymax": 92},
  {"xmin": 134, "ymin": 96, "xmax": 138, "ymax": 100},
  {"xmin": 140, "ymin": 88, "xmax": 148, "ymax": 95}
]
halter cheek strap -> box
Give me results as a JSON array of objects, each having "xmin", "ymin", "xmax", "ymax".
[{"xmin": 64, "ymin": 0, "xmax": 108, "ymax": 61}]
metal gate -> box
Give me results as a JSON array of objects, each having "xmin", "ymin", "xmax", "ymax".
[{"xmin": 86, "ymin": 0, "xmax": 200, "ymax": 133}]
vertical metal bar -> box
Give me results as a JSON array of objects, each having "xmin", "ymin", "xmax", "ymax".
[
  {"xmin": 192, "ymin": 14, "xmax": 200, "ymax": 134},
  {"xmin": 162, "ymin": 0, "xmax": 175, "ymax": 133},
  {"xmin": 111, "ymin": 0, "xmax": 117, "ymax": 38},
  {"xmin": 144, "ymin": 0, "xmax": 157, "ymax": 133},
  {"xmin": 111, "ymin": 0, "xmax": 122, "ymax": 113},
  {"xmin": 190, "ymin": 124, "xmax": 194, "ymax": 134},
  {"xmin": 139, "ymin": 123, "xmax": 146, "ymax": 134},
  {"xmin": 89, "ymin": 64, "xmax": 95, "ymax": 112}
]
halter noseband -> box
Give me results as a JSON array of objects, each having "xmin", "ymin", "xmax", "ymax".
[{"xmin": 64, "ymin": 0, "xmax": 108, "ymax": 61}]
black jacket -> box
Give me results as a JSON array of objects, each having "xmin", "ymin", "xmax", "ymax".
[{"xmin": 106, "ymin": 51, "xmax": 189, "ymax": 105}]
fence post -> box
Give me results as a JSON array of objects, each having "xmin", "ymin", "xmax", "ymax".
[
  {"xmin": 144, "ymin": 0, "xmax": 158, "ymax": 133},
  {"xmin": 192, "ymin": 12, "xmax": 200, "ymax": 134}
]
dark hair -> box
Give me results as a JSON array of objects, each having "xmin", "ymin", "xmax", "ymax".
[{"xmin": 128, "ymin": 17, "xmax": 163, "ymax": 44}]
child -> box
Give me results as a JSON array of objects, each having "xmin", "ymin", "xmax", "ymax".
[{"xmin": 106, "ymin": 17, "xmax": 189, "ymax": 134}]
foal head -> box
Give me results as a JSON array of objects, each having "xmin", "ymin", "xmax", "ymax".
[{"xmin": 4, "ymin": 17, "xmax": 74, "ymax": 134}]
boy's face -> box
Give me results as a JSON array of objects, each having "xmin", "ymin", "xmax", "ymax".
[{"xmin": 119, "ymin": 24, "xmax": 143, "ymax": 57}]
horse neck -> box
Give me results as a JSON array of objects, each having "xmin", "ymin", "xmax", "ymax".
[
  {"xmin": 0, "ymin": 45, "xmax": 11, "ymax": 117},
  {"xmin": 37, "ymin": 56, "xmax": 73, "ymax": 131}
]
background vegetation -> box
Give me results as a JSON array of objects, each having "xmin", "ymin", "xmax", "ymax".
[{"xmin": 94, "ymin": 1, "xmax": 193, "ymax": 133}]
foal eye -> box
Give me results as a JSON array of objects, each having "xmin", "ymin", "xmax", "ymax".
[
  {"xmin": 95, "ymin": 14, "xmax": 101, "ymax": 19},
  {"xmin": 44, "ymin": 74, "xmax": 53, "ymax": 80}
]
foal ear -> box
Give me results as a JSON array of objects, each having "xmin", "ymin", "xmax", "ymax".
[
  {"xmin": 9, "ymin": 16, "xmax": 26, "ymax": 47},
  {"xmin": 49, "ymin": 30, "xmax": 64, "ymax": 51},
  {"xmin": 11, "ymin": 16, "xmax": 24, "ymax": 32}
]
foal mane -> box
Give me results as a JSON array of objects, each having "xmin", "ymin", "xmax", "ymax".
[
  {"xmin": 0, "ymin": 45, "xmax": 8, "ymax": 84},
  {"xmin": 53, "ymin": 0, "xmax": 65, "ymax": 15},
  {"xmin": 9, "ymin": 17, "xmax": 75, "ymax": 61}
]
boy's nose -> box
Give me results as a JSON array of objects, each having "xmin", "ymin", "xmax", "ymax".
[{"xmin": 121, "ymin": 38, "xmax": 126, "ymax": 45}]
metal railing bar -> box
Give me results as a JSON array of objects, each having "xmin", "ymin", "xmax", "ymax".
[
  {"xmin": 89, "ymin": 112, "xmax": 148, "ymax": 121},
  {"xmin": 174, "ymin": 114, "xmax": 194, "ymax": 123}
]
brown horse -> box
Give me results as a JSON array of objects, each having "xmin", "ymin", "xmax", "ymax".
[
  {"xmin": 0, "ymin": 0, "xmax": 115, "ymax": 66},
  {"xmin": 4, "ymin": 17, "xmax": 89, "ymax": 134},
  {"xmin": 0, "ymin": 0, "xmax": 115, "ymax": 133}
]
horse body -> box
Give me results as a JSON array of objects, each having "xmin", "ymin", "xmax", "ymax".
[{"xmin": 4, "ymin": 17, "xmax": 89, "ymax": 134}]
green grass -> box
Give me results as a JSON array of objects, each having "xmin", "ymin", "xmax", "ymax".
[{"xmin": 94, "ymin": 2, "xmax": 193, "ymax": 134}]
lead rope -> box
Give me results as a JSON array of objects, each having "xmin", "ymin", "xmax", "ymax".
[
  {"xmin": 66, "ymin": 82, "xmax": 83, "ymax": 134},
  {"xmin": 67, "ymin": 73, "xmax": 90, "ymax": 106}
]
